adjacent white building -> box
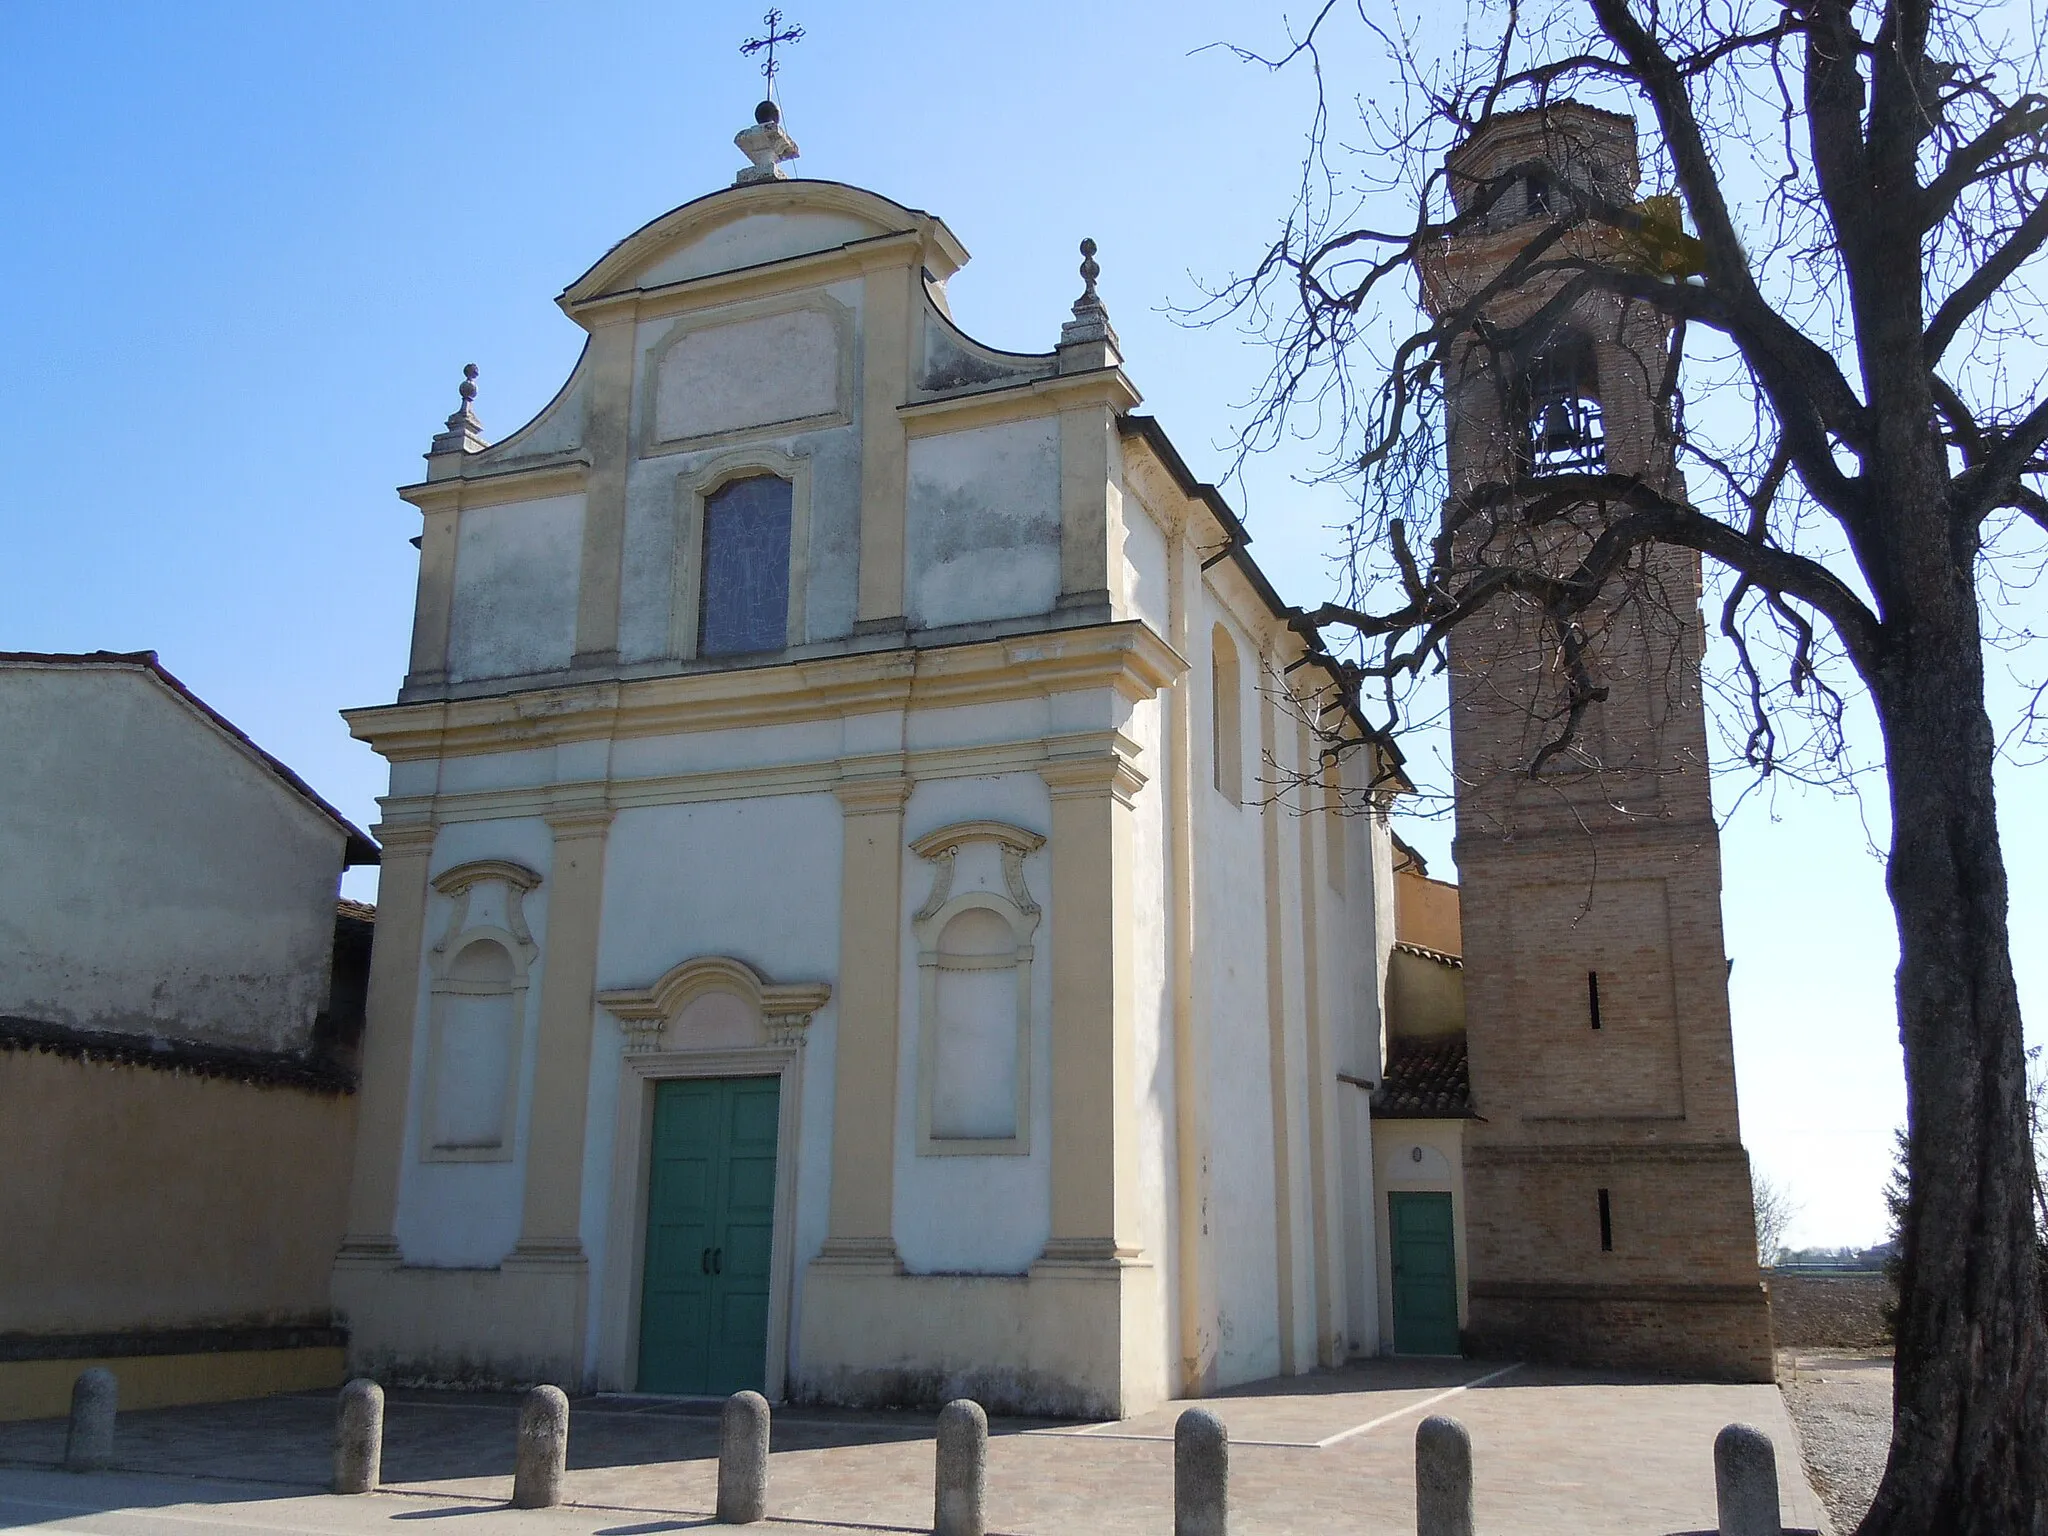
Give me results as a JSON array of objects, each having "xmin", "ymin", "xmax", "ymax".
[{"xmin": 334, "ymin": 106, "xmax": 1407, "ymax": 1416}]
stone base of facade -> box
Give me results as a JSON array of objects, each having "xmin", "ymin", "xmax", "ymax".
[
  {"xmin": 331, "ymin": 1253, "xmax": 588, "ymax": 1390},
  {"xmin": 1465, "ymin": 1280, "xmax": 1775, "ymax": 1382},
  {"xmin": 792, "ymin": 1256, "xmax": 1166, "ymax": 1418}
]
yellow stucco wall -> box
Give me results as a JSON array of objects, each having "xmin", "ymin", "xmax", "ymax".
[
  {"xmin": 0, "ymin": 1050, "xmax": 355, "ymax": 1336},
  {"xmin": 0, "ymin": 1349, "xmax": 345, "ymax": 1423}
]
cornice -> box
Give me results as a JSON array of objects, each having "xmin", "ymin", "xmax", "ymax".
[
  {"xmin": 398, "ymin": 461, "xmax": 590, "ymax": 515},
  {"xmin": 898, "ymin": 367, "xmax": 1143, "ymax": 439},
  {"xmin": 572, "ymin": 230, "xmax": 930, "ymax": 331},
  {"xmin": 344, "ymin": 621, "xmax": 1188, "ymax": 763}
]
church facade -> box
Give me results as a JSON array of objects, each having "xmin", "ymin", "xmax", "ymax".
[
  {"xmin": 333, "ymin": 99, "xmax": 1771, "ymax": 1413},
  {"xmin": 333, "ymin": 105, "xmax": 1403, "ymax": 1416}
]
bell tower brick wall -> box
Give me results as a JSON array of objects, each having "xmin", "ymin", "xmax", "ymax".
[{"xmin": 1427, "ymin": 104, "xmax": 1774, "ymax": 1381}]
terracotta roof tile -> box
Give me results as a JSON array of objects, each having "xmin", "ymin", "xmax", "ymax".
[{"xmin": 1373, "ymin": 1035, "xmax": 1474, "ymax": 1119}]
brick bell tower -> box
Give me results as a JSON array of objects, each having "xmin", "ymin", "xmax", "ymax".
[{"xmin": 1424, "ymin": 104, "xmax": 1773, "ymax": 1380}]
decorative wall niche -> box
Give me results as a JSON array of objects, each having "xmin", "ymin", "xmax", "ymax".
[
  {"xmin": 597, "ymin": 954, "xmax": 831, "ymax": 1054},
  {"xmin": 910, "ymin": 820, "xmax": 1045, "ymax": 1156},
  {"xmin": 422, "ymin": 859, "xmax": 541, "ymax": 1163}
]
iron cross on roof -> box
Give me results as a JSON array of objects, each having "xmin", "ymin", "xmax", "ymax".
[{"xmin": 741, "ymin": 9, "xmax": 804, "ymax": 96}]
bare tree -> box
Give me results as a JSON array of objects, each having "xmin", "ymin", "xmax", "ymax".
[
  {"xmin": 1754, "ymin": 1169, "xmax": 1802, "ymax": 1268},
  {"xmin": 1206, "ymin": 2, "xmax": 2048, "ymax": 1530}
]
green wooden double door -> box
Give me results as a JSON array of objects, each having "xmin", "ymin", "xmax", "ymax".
[
  {"xmin": 1389, "ymin": 1191, "xmax": 1461, "ymax": 1356},
  {"xmin": 637, "ymin": 1076, "xmax": 780, "ymax": 1395}
]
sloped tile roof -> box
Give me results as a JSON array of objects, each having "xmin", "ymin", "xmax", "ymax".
[{"xmin": 1372, "ymin": 1034, "xmax": 1474, "ymax": 1119}]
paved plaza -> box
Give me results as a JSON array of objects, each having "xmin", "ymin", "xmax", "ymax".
[{"xmin": 0, "ymin": 1360, "xmax": 1825, "ymax": 1535}]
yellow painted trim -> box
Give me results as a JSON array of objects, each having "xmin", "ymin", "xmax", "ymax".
[
  {"xmin": 0, "ymin": 1348, "xmax": 345, "ymax": 1423},
  {"xmin": 819, "ymin": 773, "xmax": 910, "ymax": 1267},
  {"xmin": 857, "ymin": 263, "xmax": 913, "ymax": 625},
  {"xmin": 376, "ymin": 734, "xmax": 1139, "ymax": 828},
  {"xmin": 344, "ymin": 622, "xmax": 1187, "ymax": 763},
  {"xmin": 398, "ymin": 462, "xmax": 590, "ymax": 514},
  {"xmin": 898, "ymin": 368, "xmax": 1142, "ymax": 439}
]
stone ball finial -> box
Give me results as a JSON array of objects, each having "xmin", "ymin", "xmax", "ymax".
[
  {"xmin": 458, "ymin": 363, "xmax": 479, "ymax": 405},
  {"xmin": 1078, "ymin": 239, "xmax": 1100, "ymax": 302},
  {"xmin": 755, "ymin": 99, "xmax": 781, "ymax": 125}
]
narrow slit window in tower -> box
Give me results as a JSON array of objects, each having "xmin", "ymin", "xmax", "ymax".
[
  {"xmin": 1598, "ymin": 1188, "xmax": 1614, "ymax": 1252},
  {"xmin": 1588, "ymin": 969, "xmax": 1603, "ymax": 1030}
]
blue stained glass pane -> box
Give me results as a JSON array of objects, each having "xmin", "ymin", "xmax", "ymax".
[{"xmin": 699, "ymin": 475, "xmax": 793, "ymax": 657}]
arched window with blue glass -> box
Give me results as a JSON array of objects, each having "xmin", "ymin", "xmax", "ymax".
[{"xmin": 698, "ymin": 473, "xmax": 794, "ymax": 657}]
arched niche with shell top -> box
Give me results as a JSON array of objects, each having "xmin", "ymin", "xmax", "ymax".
[{"xmin": 909, "ymin": 820, "xmax": 1046, "ymax": 1156}]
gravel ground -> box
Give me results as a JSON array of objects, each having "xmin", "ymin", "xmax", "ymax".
[{"xmin": 1779, "ymin": 1350, "xmax": 1893, "ymax": 1533}]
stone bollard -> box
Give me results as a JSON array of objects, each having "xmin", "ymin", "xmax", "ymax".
[
  {"xmin": 1415, "ymin": 1415, "xmax": 1475, "ymax": 1536},
  {"xmin": 934, "ymin": 1398, "xmax": 988, "ymax": 1536},
  {"xmin": 333, "ymin": 1379, "xmax": 384, "ymax": 1494},
  {"xmin": 511, "ymin": 1385, "xmax": 569, "ymax": 1509},
  {"xmin": 63, "ymin": 1368, "xmax": 116, "ymax": 1472},
  {"xmin": 717, "ymin": 1389, "xmax": 771, "ymax": 1524},
  {"xmin": 1714, "ymin": 1423, "xmax": 1782, "ymax": 1536},
  {"xmin": 1174, "ymin": 1407, "xmax": 1228, "ymax": 1536}
]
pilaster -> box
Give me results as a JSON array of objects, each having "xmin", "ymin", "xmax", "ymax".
[
  {"xmin": 1034, "ymin": 742, "xmax": 1147, "ymax": 1268},
  {"xmin": 855, "ymin": 259, "xmax": 912, "ymax": 631},
  {"xmin": 406, "ymin": 509, "xmax": 458, "ymax": 690},
  {"xmin": 510, "ymin": 799, "xmax": 614, "ymax": 1269},
  {"xmin": 816, "ymin": 768, "xmax": 912, "ymax": 1268},
  {"xmin": 572, "ymin": 317, "xmax": 636, "ymax": 668},
  {"xmin": 1056, "ymin": 403, "xmax": 1125, "ymax": 617},
  {"xmin": 335, "ymin": 819, "xmax": 438, "ymax": 1267}
]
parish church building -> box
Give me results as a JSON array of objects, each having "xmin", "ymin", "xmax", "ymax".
[{"xmin": 333, "ymin": 96, "xmax": 1772, "ymax": 1416}]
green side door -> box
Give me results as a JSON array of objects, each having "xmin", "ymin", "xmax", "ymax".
[
  {"xmin": 1389, "ymin": 1190, "xmax": 1461, "ymax": 1356},
  {"xmin": 638, "ymin": 1076, "xmax": 781, "ymax": 1395}
]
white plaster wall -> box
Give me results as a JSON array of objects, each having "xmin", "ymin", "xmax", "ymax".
[
  {"xmin": 894, "ymin": 773, "xmax": 1054, "ymax": 1275},
  {"xmin": 906, "ymin": 420, "xmax": 1061, "ymax": 631},
  {"xmin": 0, "ymin": 665, "xmax": 347, "ymax": 1052},
  {"xmin": 593, "ymin": 794, "xmax": 844, "ymax": 998},
  {"xmin": 397, "ymin": 817, "xmax": 558, "ymax": 1268},
  {"xmin": 631, "ymin": 211, "xmax": 884, "ymax": 290},
  {"xmin": 1188, "ymin": 600, "xmax": 1283, "ymax": 1385},
  {"xmin": 446, "ymin": 494, "xmax": 585, "ymax": 683}
]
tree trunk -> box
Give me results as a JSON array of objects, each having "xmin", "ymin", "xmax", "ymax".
[{"xmin": 1859, "ymin": 566, "xmax": 2048, "ymax": 1534}]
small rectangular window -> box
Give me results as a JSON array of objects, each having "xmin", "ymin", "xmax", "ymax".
[
  {"xmin": 1598, "ymin": 1188, "xmax": 1614, "ymax": 1252},
  {"xmin": 1588, "ymin": 970, "xmax": 1603, "ymax": 1030},
  {"xmin": 700, "ymin": 474, "xmax": 793, "ymax": 657}
]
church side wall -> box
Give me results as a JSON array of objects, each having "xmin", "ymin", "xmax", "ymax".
[{"xmin": 1188, "ymin": 598, "xmax": 1283, "ymax": 1386}]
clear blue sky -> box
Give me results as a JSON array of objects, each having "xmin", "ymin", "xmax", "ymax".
[{"xmin": 3, "ymin": 1, "xmax": 2039, "ymax": 1249}]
